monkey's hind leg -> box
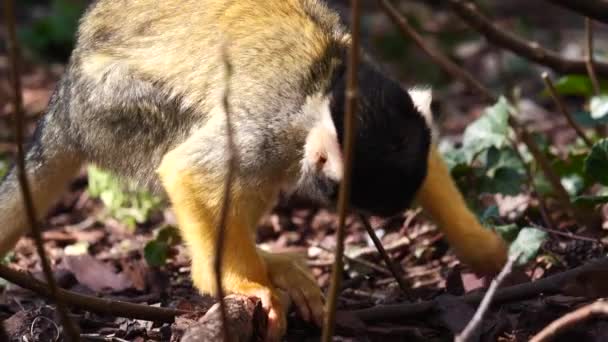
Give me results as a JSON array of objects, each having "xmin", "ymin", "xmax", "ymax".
[
  {"xmin": 158, "ymin": 138, "xmax": 288, "ymax": 341},
  {"xmin": 416, "ymin": 145, "xmax": 508, "ymax": 274}
]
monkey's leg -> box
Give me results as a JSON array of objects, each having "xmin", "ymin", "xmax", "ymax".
[
  {"xmin": 258, "ymin": 249, "xmax": 324, "ymax": 326},
  {"xmin": 416, "ymin": 145, "xmax": 508, "ymax": 274},
  {"xmin": 158, "ymin": 146, "xmax": 286, "ymax": 341}
]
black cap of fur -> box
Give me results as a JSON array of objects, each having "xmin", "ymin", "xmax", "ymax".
[{"xmin": 329, "ymin": 61, "xmax": 431, "ymax": 217}]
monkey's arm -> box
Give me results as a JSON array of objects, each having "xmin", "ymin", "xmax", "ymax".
[
  {"xmin": 416, "ymin": 145, "xmax": 508, "ymax": 274},
  {"xmin": 157, "ymin": 129, "xmax": 323, "ymax": 340}
]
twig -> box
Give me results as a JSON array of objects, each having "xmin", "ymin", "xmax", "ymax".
[
  {"xmin": 378, "ymin": 0, "xmax": 495, "ymax": 103},
  {"xmin": 358, "ymin": 215, "xmax": 409, "ymax": 294},
  {"xmin": 448, "ymin": 0, "xmax": 608, "ymax": 77},
  {"xmin": 80, "ymin": 334, "xmax": 129, "ymax": 342},
  {"xmin": 508, "ymin": 137, "xmax": 555, "ymax": 230},
  {"xmin": 0, "ymin": 264, "xmax": 190, "ymax": 322},
  {"xmin": 526, "ymin": 219, "xmax": 600, "ymax": 244},
  {"xmin": 541, "ymin": 72, "xmax": 593, "ymax": 147},
  {"xmin": 510, "ymin": 119, "xmax": 579, "ymax": 221},
  {"xmin": 350, "ymin": 257, "xmax": 608, "ymax": 322},
  {"xmin": 584, "ymin": 18, "xmax": 601, "ymax": 96},
  {"xmin": 213, "ymin": 45, "xmax": 237, "ymax": 342},
  {"xmin": 530, "ymin": 300, "xmax": 608, "ymax": 342},
  {"xmin": 455, "ymin": 253, "xmax": 519, "ymax": 342},
  {"xmin": 546, "ymin": 0, "xmax": 608, "ymax": 25},
  {"xmin": 2, "ymin": 1, "xmax": 80, "ymax": 340},
  {"xmin": 321, "ymin": 0, "xmax": 360, "ymax": 340},
  {"xmin": 378, "ymin": 0, "xmax": 579, "ymax": 223},
  {"xmin": 312, "ymin": 241, "xmax": 392, "ymax": 276}
]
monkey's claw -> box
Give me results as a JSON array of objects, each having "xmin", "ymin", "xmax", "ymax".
[{"xmin": 260, "ymin": 250, "xmax": 325, "ymax": 327}]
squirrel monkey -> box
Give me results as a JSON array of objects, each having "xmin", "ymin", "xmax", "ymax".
[{"xmin": 0, "ymin": 0, "xmax": 507, "ymax": 339}]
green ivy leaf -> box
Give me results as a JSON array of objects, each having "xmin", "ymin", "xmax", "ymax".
[
  {"xmin": 481, "ymin": 167, "xmax": 525, "ymax": 196},
  {"xmin": 144, "ymin": 240, "xmax": 169, "ymax": 267},
  {"xmin": 590, "ymin": 95, "xmax": 608, "ymax": 119},
  {"xmin": 584, "ymin": 139, "xmax": 608, "ymax": 186},
  {"xmin": 509, "ymin": 227, "xmax": 548, "ymax": 265},
  {"xmin": 543, "ymin": 74, "xmax": 608, "ymax": 97},
  {"xmin": 462, "ymin": 97, "xmax": 511, "ymax": 163}
]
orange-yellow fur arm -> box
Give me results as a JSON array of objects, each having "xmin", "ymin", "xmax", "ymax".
[{"xmin": 416, "ymin": 145, "xmax": 508, "ymax": 274}]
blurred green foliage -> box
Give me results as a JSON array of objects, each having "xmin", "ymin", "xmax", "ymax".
[
  {"xmin": 19, "ymin": 0, "xmax": 86, "ymax": 61},
  {"xmin": 144, "ymin": 226, "xmax": 181, "ymax": 267},
  {"xmin": 87, "ymin": 165, "xmax": 162, "ymax": 230}
]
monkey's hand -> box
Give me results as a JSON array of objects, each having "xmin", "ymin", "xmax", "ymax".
[
  {"xmin": 417, "ymin": 145, "xmax": 508, "ymax": 275},
  {"xmin": 158, "ymin": 146, "xmax": 291, "ymax": 341},
  {"xmin": 259, "ymin": 249, "xmax": 325, "ymax": 326}
]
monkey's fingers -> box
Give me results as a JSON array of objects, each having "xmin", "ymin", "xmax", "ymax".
[{"xmin": 246, "ymin": 286, "xmax": 287, "ymax": 342}]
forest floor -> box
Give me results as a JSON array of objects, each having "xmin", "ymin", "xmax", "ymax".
[{"xmin": 2, "ymin": 1, "xmax": 608, "ymax": 341}]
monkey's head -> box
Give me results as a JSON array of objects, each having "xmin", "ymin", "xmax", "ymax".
[{"xmin": 299, "ymin": 61, "xmax": 432, "ymax": 217}]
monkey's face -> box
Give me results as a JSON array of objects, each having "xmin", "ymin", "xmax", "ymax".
[{"xmin": 299, "ymin": 62, "xmax": 432, "ymax": 217}]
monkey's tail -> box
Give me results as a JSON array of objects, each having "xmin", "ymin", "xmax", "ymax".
[{"xmin": 0, "ymin": 94, "xmax": 84, "ymax": 258}]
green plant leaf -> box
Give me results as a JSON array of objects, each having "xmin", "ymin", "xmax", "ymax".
[
  {"xmin": 156, "ymin": 226, "xmax": 182, "ymax": 245},
  {"xmin": 462, "ymin": 97, "xmax": 511, "ymax": 163},
  {"xmin": 87, "ymin": 166, "xmax": 162, "ymax": 228},
  {"xmin": 584, "ymin": 139, "xmax": 608, "ymax": 186},
  {"xmin": 590, "ymin": 95, "xmax": 608, "ymax": 119},
  {"xmin": 492, "ymin": 224, "xmax": 520, "ymax": 243},
  {"xmin": 543, "ymin": 74, "xmax": 608, "ymax": 97},
  {"xmin": 509, "ymin": 227, "xmax": 548, "ymax": 265},
  {"xmin": 481, "ymin": 167, "xmax": 525, "ymax": 195},
  {"xmin": 573, "ymin": 195, "xmax": 608, "ymax": 207},
  {"xmin": 144, "ymin": 240, "xmax": 169, "ymax": 267}
]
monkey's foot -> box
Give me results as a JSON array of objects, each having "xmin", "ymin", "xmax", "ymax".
[{"xmin": 259, "ymin": 250, "xmax": 325, "ymax": 327}]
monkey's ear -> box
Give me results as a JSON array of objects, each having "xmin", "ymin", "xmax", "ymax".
[{"xmin": 408, "ymin": 87, "xmax": 433, "ymax": 126}]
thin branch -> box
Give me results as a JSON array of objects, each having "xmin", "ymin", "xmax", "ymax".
[
  {"xmin": 321, "ymin": 0, "xmax": 360, "ymax": 340},
  {"xmin": 378, "ymin": 0, "xmax": 496, "ymax": 103},
  {"xmin": 530, "ymin": 300, "xmax": 608, "ymax": 342},
  {"xmin": 448, "ymin": 0, "xmax": 608, "ymax": 77},
  {"xmin": 2, "ymin": 1, "xmax": 79, "ymax": 340},
  {"xmin": 546, "ymin": 0, "xmax": 608, "ymax": 25},
  {"xmin": 213, "ymin": 45, "xmax": 237, "ymax": 342},
  {"xmin": 510, "ymin": 120, "xmax": 579, "ymax": 221},
  {"xmin": 358, "ymin": 215, "xmax": 409, "ymax": 295},
  {"xmin": 0, "ymin": 264, "xmax": 189, "ymax": 322},
  {"xmin": 350, "ymin": 256, "xmax": 608, "ymax": 322},
  {"xmin": 541, "ymin": 72, "xmax": 593, "ymax": 147},
  {"xmin": 584, "ymin": 18, "xmax": 601, "ymax": 96},
  {"xmin": 508, "ymin": 137, "xmax": 555, "ymax": 230},
  {"xmin": 455, "ymin": 253, "xmax": 519, "ymax": 342}
]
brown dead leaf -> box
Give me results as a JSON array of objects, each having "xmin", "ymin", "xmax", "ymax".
[{"xmin": 63, "ymin": 254, "xmax": 133, "ymax": 292}]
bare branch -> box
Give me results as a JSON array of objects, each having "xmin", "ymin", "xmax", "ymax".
[
  {"xmin": 584, "ymin": 18, "xmax": 601, "ymax": 96},
  {"xmin": 455, "ymin": 253, "xmax": 519, "ymax": 342},
  {"xmin": 0, "ymin": 264, "xmax": 189, "ymax": 322},
  {"xmin": 351, "ymin": 257, "xmax": 608, "ymax": 322},
  {"xmin": 530, "ymin": 300, "xmax": 608, "ymax": 342},
  {"xmin": 541, "ymin": 72, "xmax": 593, "ymax": 147},
  {"xmin": 546, "ymin": 0, "xmax": 608, "ymax": 25},
  {"xmin": 448, "ymin": 0, "xmax": 608, "ymax": 78},
  {"xmin": 213, "ymin": 45, "xmax": 238, "ymax": 342},
  {"xmin": 321, "ymin": 0, "xmax": 361, "ymax": 340},
  {"xmin": 2, "ymin": 0, "xmax": 79, "ymax": 340},
  {"xmin": 378, "ymin": 0, "xmax": 496, "ymax": 103},
  {"xmin": 359, "ymin": 215, "xmax": 409, "ymax": 295}
]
